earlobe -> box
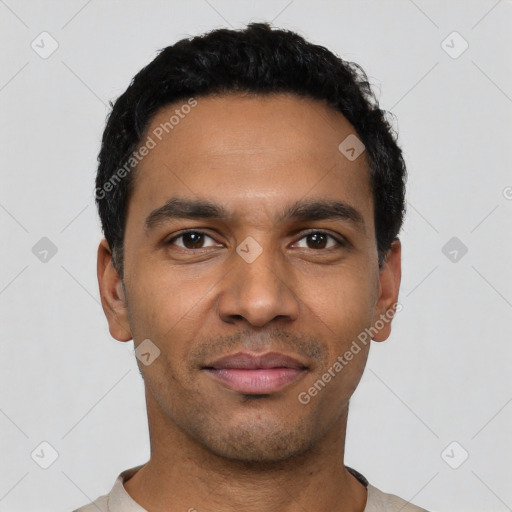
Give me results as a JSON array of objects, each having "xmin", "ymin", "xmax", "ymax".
[
  {"xmin": 371, "ymin": 239, "xmax": 402, "ymax": 342},
  {"xmin": 97, "ymin": 238, "xmax": 133, "ymax": 342}
]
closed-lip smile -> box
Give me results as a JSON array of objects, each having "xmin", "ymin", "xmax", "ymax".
[{"xmin": 202, "ymin": 351, "xmax": 309, "ymax": 394}]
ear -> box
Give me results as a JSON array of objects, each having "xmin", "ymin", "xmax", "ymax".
[
  {"xmin": 97, "ymin": 238, "xmax": 132, "ymax": 342},
  {"xmin": 371, "ymin": 238, "xmax": 402, "ymax": 342}
]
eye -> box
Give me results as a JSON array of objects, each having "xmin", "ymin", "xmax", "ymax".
[
  {"xmin": 167, "ymin": 231, "xmax": 221, "ymax": 250},
  {"xmin": 294, "ymin": 231, "xmax": 344, "ymax": 250},
  {"xmin": 166, "ymin": 230, "xmax": 345, "ymax": 252}
]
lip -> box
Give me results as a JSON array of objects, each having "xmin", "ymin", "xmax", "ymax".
[{"xmin": 202, "ymin": 352, "xmax": 308, "ymax": 394}]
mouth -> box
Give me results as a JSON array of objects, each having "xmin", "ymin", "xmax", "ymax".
[{"xmin": 202, "ymin": 352, "xmax": 309, "ymax": 394}]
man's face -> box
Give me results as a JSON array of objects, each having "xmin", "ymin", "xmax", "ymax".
[{"xmin": 99, "ymin": 93, "xmax": 400, "ymax": 462}]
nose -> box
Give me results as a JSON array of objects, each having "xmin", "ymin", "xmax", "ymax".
[{"xmin": 217, "ymin": 243, "xmax": 300, "ymax": 328}]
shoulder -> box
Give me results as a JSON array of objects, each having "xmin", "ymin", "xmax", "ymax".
[
  {"xmin": 72, "ymin": 494, "xmax": 108, "ymax": 512},
  {"xmin": 365, "ymin": 483, "xmax": 429, "ymax": 512},
  {"xmin": 72, "ymin": 464, "xmax": 145, "ymax": 512},
  {"xmin": 346, "ymin": 466, "xmax": 429, "ymax": 512}
]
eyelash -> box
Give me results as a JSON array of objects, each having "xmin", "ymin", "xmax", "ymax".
[{"xmin": 166, "ymin": 229, "xmax": 346, "ymax": 251}]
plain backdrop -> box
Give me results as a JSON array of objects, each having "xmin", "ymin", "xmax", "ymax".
[{"xmin": 1, "ymin": 1, "xmax": 511, "ymax": 511}]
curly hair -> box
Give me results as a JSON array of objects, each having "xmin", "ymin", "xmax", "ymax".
[{"xmin": 95, "ymin": 22, "xmax": 406, "ymax": 277}]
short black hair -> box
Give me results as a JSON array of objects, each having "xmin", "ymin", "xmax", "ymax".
[{"xmin": 95, "ymin": 22, "xmax": 406, "ymax": 277}]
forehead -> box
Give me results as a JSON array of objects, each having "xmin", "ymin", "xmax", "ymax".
[
  {"xmin": 127, "ymin": 93, "xmax": 373, "ymax": 228},
  {"xmin": 139, "ymin": 92, "xmax": 365, "ymax": 169}
]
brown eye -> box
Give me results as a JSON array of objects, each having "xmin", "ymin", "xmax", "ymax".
[
  {"xmin": 306, "ymin": 232, "xmax": 328, "ymax": 249},
  {"xmin": 295, "ymin": 231, "xmax": 341, "ymax": 250},
  {"xmin": 168, "ymin": 231, "xmax": 219, "ymax": 250}
]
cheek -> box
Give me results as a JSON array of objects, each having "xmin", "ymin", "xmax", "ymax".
[
  {"xmin": 301, "ymin": 265, "xmax": 377, "ymax": 347},
  {"xmin": 125, "ymin": 268, "xmax": 224, "ymax": 388},
  {"xmin": 300, "ymin": 272, "xmax": 374, "ymax": 411},
  {"xmin": 126, "ymin": 263, "xmax": 207, "ymax": 340}
]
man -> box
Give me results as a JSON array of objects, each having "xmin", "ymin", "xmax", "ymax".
[{"xmin": 76, "ymin": 22, "xmax": 427, "ymax": 512}]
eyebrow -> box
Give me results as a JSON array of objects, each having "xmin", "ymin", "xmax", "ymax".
[{"xmin": 144, "ymin": 196, "xmax": 366, "ymax": 233}]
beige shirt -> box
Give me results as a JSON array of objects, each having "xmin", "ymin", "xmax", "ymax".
[{"xmin": 73, "ymin": 465, "xmax": 428, "ymax": 512}]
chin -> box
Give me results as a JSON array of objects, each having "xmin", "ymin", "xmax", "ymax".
[{"xmin": 195, "ymin": 416, "xmax": 316, "ymax": 464}]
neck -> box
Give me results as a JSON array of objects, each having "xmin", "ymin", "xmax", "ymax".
[{"xmin": 124, "ymin": 391, "xmax": 367, "ymax": 512}]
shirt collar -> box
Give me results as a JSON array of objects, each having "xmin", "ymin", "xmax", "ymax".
[
  {"xmin": 106, "ymin": 464, "xmax": 370, "ymax": 512},
  {"xmin": 107, "ymin": 464, "xmax": 147, "ymax": 512}
]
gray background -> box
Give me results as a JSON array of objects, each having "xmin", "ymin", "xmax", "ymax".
[{"xmin": 1, "ymin": 1, "xmax": 511, "ymax": 511}]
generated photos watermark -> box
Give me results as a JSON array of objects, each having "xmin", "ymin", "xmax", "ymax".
[
  {"xmin": 298, "ymin": 301, "xmax": 402, "ymax": 405},
  {"xmin": 95, "ymin": 97, "xmax": 198, "ymax": 200}
]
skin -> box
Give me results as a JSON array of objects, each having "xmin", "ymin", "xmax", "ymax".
[{"xmin": 97, "ymin": 92, "xmax": 401, "ymax": 512}]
